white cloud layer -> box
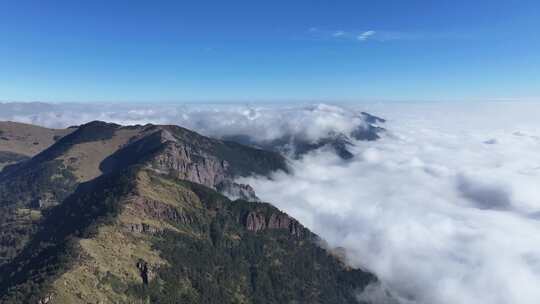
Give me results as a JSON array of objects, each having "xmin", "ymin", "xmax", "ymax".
[
  {"xmin": 0, "ymin": 102, "xmax": 369, "ymax": 143},
  {"xmin": 2, "ymin": 101, "xmax": 540, "ymax": 303},
  {"xmin": 241, "ymin": 102, "xmax": 540, "ymax": 304}
]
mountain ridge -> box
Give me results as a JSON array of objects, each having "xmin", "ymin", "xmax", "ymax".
[
  {"xmin": 0, "ymin": 120, "xmax": 387, "ymax": 303},
  {"xmin": 0, "ymin": 166, "xmax": 378, "ymax": 303}
]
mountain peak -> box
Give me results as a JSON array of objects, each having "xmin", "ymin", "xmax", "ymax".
[{"xmin": 0, "ymin": 120, "xmax": 385, "ymax": 303}]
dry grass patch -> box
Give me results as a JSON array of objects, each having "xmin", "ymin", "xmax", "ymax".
[{"xmin": 51, "ymin": 224, "xmax": 165, "ymax": 304}]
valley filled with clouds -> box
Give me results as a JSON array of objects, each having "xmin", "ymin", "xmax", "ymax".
[
  {"xmin": 246, "ymin": 102, "xmax": 540, "ymax": 304},
  {"xmin": 2, "ymin": 101, "xmax": 540, "ymax": 304}
]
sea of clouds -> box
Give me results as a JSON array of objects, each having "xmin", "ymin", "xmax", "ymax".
[
  {"xmin": 2, "ymin": 101, "xmax": 540, "ymax": 304},
  {"xmin": 0, "ymin": 102, "xmax": 368, "ymax": 143}
]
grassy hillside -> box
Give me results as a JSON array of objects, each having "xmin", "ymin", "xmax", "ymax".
[
  {"xmin": 0, "ymin": 121, "xmax": 73, "ymax": 158},
  {"xmin": 0, "ymin": 121, "xmax": 73, "ymax": 172},
  {"xmin": 0, "ymin": 121, "xmax": 288, "ymax": 209},
  {"xmin": 0, "ymin": 168, "xmax": 376, "ymax": 304},
  {"xmin": 0, "ymin": 121, "xmax": 288, "ymax": 274},
  {"xmin": 0, "ymin": 121, "xmax": 379, "ymax": 304}
]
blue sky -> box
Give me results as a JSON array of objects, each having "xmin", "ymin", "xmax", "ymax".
[{"xmin": 0, "ymin": 0, "xmax": 539, "ymax": 102}]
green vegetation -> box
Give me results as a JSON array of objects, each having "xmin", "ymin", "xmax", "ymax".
[
  {"xmin": 0, "ymin": 169, "xmax": 375, "ymax": 303},
  {"xmin": 213, "ymin": 140, "xmax": 289, "ymax": 177},
  {"xmin": 126, "ymin": 180, "xmax": 373, "ymax": 304},
  {"xmin": 0, "ymin": 151, "xmax": 29, "ymax": 172},
  {"xmin": 0, "ymin": 159, "xmax": 77, "ymax": 208},
  {"xmin": 0, "ymin": 207, "xmax": 40, "ymax": 267},
  {"xmin": 0, "ymin": 151, "xmax": 28, "ymax": 164},
  {"xmin": 0, "ymin": 167, "xmax": 137, "ymax": 303},
  {"xmin": 0, "ymin": 121, "xmax": 123, "ymax": 208},
  {"xmin": 0, "ymin": 121, "xmax": 378, "ymax": 303},
  {"xmin": 131, "ymin": 226, "xmax": 373, "ymax": 304}
]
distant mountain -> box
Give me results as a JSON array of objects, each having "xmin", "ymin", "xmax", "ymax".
[
  {"xmin": 222, "ymin": 112, "xmax": 386, "ymax": 160},
  {"xmin": 0, "ymin": 121, "xmax": 384, "ymax": 303},
  {"xmin": 0, "ymin": 121, "xmax": 73, "ymax": 170}
]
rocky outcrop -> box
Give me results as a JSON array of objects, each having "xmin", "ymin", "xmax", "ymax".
[
  {"xmin": 351, "ymin": 124, "xmax": 385, "ymax": 141},
  {"xmin": 31, "ymin": 194, "xmax": 58, "ymax": 209},
  {"xmin": 101, "ymin": 127, "xmax": 232, "ymax": 192},
  {"xmin": 136, "ymin": 259, "xmax": 156, "ymax": 285},
  {"xmin": 245, "ymin": 212, "xmax": 267, "ymax": 232},
  {"xmin": 150, "ymin": 141, "xmax": 228, "ymax": 189},
  {"xmin": 245, "ymin": 211, "xmax": 304, "ymax": 237},
  {"xmin": 124, "ymin": 223, "xmax": 161, "ymax": 234},
  {"xmin": 130, "ymin": 197, "xmax": 195, "ymax": 225},
  {"xmin": 37, "ymin": 294, "xmax": 53, "ymax": 304}
]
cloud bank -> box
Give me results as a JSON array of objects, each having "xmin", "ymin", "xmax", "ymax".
[
  {"xmin": 2, "ymin": 101, "xmax": 540, "ymax": 303},
  {"xmin": 0, "ymin": 102, "xmax": 369, "ymax": 144},
  {"xmin": 242, "ymin": 102, "xmax": 540, "ymax": 304}
]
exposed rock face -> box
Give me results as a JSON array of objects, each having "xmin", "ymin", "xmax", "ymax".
[
  {"xmin": 136, "ymin": 259, "xmax": 156, "ymax": 285},
  {"xmin": 130, "ymin": 197, "xmax": 195, "ymax": 225},
  {"xmin": 31, "ymin": 194, "xmax": 58, "ymax": 209},
  {"xmin": 351, "ymin": 124, "xmax": 385, "ymax": 141},
  {"xmin": 360, "ymin": 111, "xmax": 386, "ymax": 124},
  {"xmin": 37, "ymin": 295, "xmax": 52, "ymax": 304},
  {"xmin": 124, "ymin": 223, "xmax": 161, "ymax": 234},
  {"xmin": 101, "ymin": 125, "xmax": 288, "ymax": 199},
  {"xmin": 245, "ymin": 211, "xmax": 304, "ymax": 237},
  {"xmin": 150, "ymin": 141, "xmax": 228, "ymax": 188},
  {"xmin": 99, "ymin": 127, "xmax": 230, "ymax": 189},
  {"xmin": 245, "ymin": 212, "xmax": 266, "ymax": 232}
]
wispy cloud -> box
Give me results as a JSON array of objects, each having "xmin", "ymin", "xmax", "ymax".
[
  {"xmin": 332, "ymin": 30, "xmax": 346, "ymax": 37},
  {"xmin": 308, "ymin": 27, "xmax": 476, "ymax": 43},
  {"xmin": 357, "ymin": 30, "xmax": 376, "ymax": 41},
  {"xmin": 308, "ymin": 28, "xmax": 377, "ymax": 42}
]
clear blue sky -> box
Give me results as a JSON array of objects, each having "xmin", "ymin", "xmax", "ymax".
[{"xmin": 0, "ymin": 0, "xmax": 539, "ymax": 102}]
